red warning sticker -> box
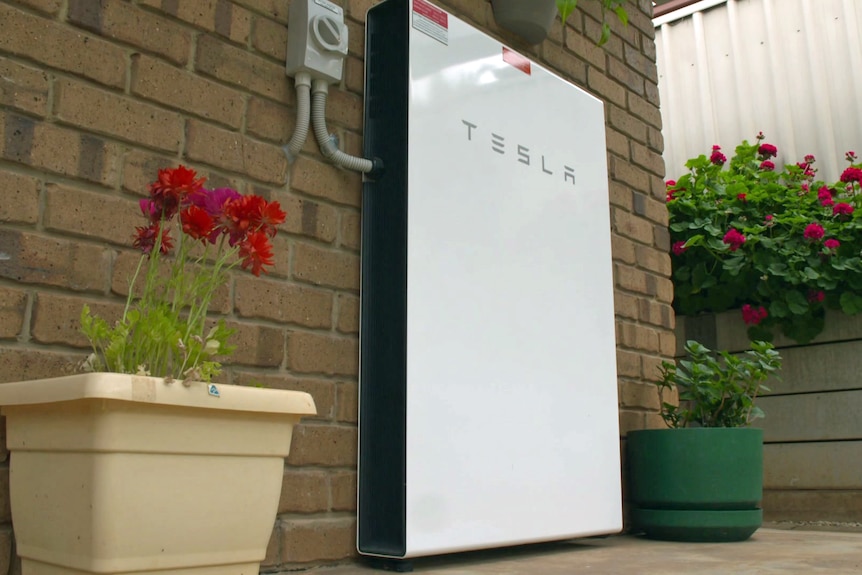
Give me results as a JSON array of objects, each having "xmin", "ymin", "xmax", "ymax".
[
  {"xmin": 502, "ymin": 47, "xmax": 531, "ymax": 75},
  {"xmin": 412, "ymin": 0, "xmax": 449, "ymax": 45}
]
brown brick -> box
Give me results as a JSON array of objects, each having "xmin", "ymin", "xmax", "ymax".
[
  {"xmin": 619, "ymin": 379, "xmax": 661, "ymax": 411},
  {"xmin": 645, "ymin": 79, "xmax": 661, "ymax": 108},
  {"xmin": 263, "ymin": 523, "xmax": 280, "ymax": 569},
  {"xmin": 335, "ymin": 380, "xmax": 357, "ymax": 424},
  {"xmin": 638, "ymin": 297, "xmax": 674, "ymax": 330},
  {"xmin": 0, "ymin": 229, "xmax": 111, "ymax": 292},
  {"xmin": 612, "ymin": 207, "xmax": 653, "ymax": 245},
  {"xmin": 339, "ymin": 210, "xmax": 360, "ymax": 252},
  {"xmin": 0, "ymin": 3, "xmax": 125, "ymax": 88},
  {"xmin": 615, "ymin": 263, "xmax": 647, "ymax": 294},
  {"xmin": 0, "ymin": 170, "xmax": 39, "ymax": 224},
  {"xmin": 346, "ymin": 18, "xmax": 365, "ymax": 58},
  {"xmin": 629, "ymin": 92, "xmax": 662, "ymax": 132},
  {"xmin": 609, "ymin": 181, "xmax": 632, "ymax": 210},
  {"xmin": 618, "ymin": 321, "xmax": 660, "ymax": 353},
  {"xmin": 31, "ymin": 293, "xmax": 122, "ymax": 347},
  {"xmin": 279, "ymin": 516, "xmax": 356, "ymax": 564},
  {"xmin": 43, "ymin": 184, "xmax": 139, "ymax": 247},
  {"xmin": 0, "ymin": 56, "xmax": 49, "ymax": 116},
  {"xmin": 252, "ymin": 15, "xmax": 287, "ymax": 61},
  {"xmin": 330, "ymin": 470, "xmax": 356, "ymax": 511},
  {"xmin": 234, "ymin": 371, "xmax": 336, "ymax": 420},
  {"xmin": 648, "ymin": 126, "xmax": 664, "ymax": 156},
  {"xmin": 0, "ymin": 347, "xmax": 82, "ymax": 382},
  {"xmin": 287, "ymin": 331, "xmax": 357, "ymax": 376},
  {"xmin": 608, "ymin": 105, "xmax": 648, "ymax": 145},
  {"xmin": 611, "ymin": 234, "xmax": 637, "ymax": 265},
  {"xmin": 336, "ymin": 294, "xmax": 358, "ymax": 335},
  {"xmin": 616, "ymin": 349, "xmax": 640, "ymax": 378},
  {"xmin": 196, "ymin": 34, "xmax": 291, "ymax": 102},
  {"xmin": 235, "ymin": 276, "xmax": 332, "ymax": 328},
  {"xmin": 610, "ymin": 156, "xmax": 650, "ymax": 191},
  {"xmin": 246, "ymin": 96, "xmax": 294, "ymax": 144},
  {"xmin": 121, "ymin": 149, "xmax": 178, "ymax": 195},
  {"xmin": 587, "ymin": 68, "xmax": 625, "ymax": 107},
  {"xmin": 290, "ymin": 156, "xmax": 362, "ymax": 207},
  {"xmin": 287, "ymin": 422, "xmax": 356, "ymax": 467},
  {"xmin": 131, "ymin": 55, "xmax": 244, "ymax": 129},
  {"xmin": 278, "ymin": 468, "xmax": 328, "ymax": 514},
  {"xmin": 67, "ymin": 0, "xmax": 191, "ymax": 65},
  {"xmin": 641, "ymin": 354, "xmax": 667, "ymax": 383},
  {"xmin": 233, "ymin": 0, "xmax": 289, "ymax": 23},
  {"xmin": 55, "ymin": 79, "xmax": 183, "ymax": 153},
  {"xmin": 614, "ymin": 291, "xmax": 639, "ymax": 321},
  {"xmin": 325, "ymin": 89, "xmax": 364, "ymax": 131},
  {"xmin": 631, "ymin": 141, "xmax": 665, "ymax": 178},
  {"xmin": 344, "ymin": 56, "xmax": 365, "ymax": 95},
  {"xmin": 618, "ymin": 409, "xmax": 646, "ymax": 436},
  {"xmin": 543, "ymin": 42, "xmax": 587, "ymax": 87},
  {"xmin": 347, "ymin": 0, "xmax": 377, "ymax": 23},
  {"xmin": 635, "ymin": 244, "xmax": 671, "ymax": 277},
  {"xmin": 270, "ymin": 192, "xmax": 338, "ymax": 243},
  {"xmin": 139, "ymin": 0, "xmax": 252, "ymax": 44},
  {"xmin": 185, "ymin": 119, "xmax": 288, "ymax": 184},
  {"xmin": 624, "ymin": 41, "xmax": 658, "ymax": 82},
  {"xmin": 293, "ymin": 242, "xmax": 359, "ymax": 290},
  {"xmin": 0, "ymin": 287, "xmax": 26, "ymax": 339},
  {"xmin": 10, "ymin": 0, "xmax": 62, "ymax": 14},
  {"xmin": 222, "ymin": 322, "xmax": 284, "ymax": 367}
]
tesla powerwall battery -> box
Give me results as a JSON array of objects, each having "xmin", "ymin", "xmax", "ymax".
[{"xmin": 359, "ymin": 0, "xmax": 622, "ymax": 560}]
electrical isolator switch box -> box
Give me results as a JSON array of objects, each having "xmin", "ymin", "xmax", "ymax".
[{"xmin": 286, "ymin": 0, "xmax": 349, "ymax": 84}]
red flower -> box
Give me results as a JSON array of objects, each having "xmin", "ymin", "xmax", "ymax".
[
  {"xmin": 818, "ymin": 186, "xmax": 835, "ymax": 207},
  {"xmin": 804, "ymin": 154, "xmax": 816, "ymax": 164},
  {"xmin": 722, "ymin": 228, "xmax": 745, "ymax": 251},
  {"xmin": 710, "ymin": 145, "xmax": 727, "ymax": 165},
  {"xmin": 807, "ymin": 290, "xmax": 825, "ymax": 304},
  {"xmin": 757, "ymin": 143, "xmax": 778, "ymax": 158},
  {"xmin": 765, "ymin": 214, "xmax": 774, "ymax": 223},
  {"xmin": 672, "ymin": 241, "xmax": 687, "ymax": 256},
  {"xmin": 666, "ymin": 190, "xmax": 675, "ymax": 202},
  {"xmin": 759, "ymin": 160, "xmax": 775, "ymax": 171},
  {"xmin": 846, "ymin": 151, "xmax": 858, "ymax": 162},
  {"xmin": 840, "ymin": 167, "xmax": 862, "ymax": 184},
  {"xmin": 180, "ymin": 205, "xmax": 215, "ymax": 241},
  {"xmin": 741, "ymin": 304, "xmax": 768, "ymax": 326},
  {"xmin": 222, "ymin": 195, "xmax": 265, "ymax": 245},
  {"xmin": 833, "ymin": 202, "xmax": 854, "ymax": 217},
  {"xmin": 824, "ymin": 238, "xmax": 840, "ymax": 250},
  {"xmin": 239, "ymin": 231, "xmax": 274, "ymax": 276},
  {"xmin": 133, "ymin": 224, "xmax": 173, "ymax": 255},
  {"xmin": 803, "ymin": 223, "xmax": 825, "ymax": 241},
  {"xmin": 149, "ymin": 166, "xmax": 206, "ymax": 220},
  {"xmin": 737, "ymin": 193, "xmax": 747, "ymax": 202},
  {"xmin": 255, "ymin": 200, "xmax": 287, "ymax": 236}
]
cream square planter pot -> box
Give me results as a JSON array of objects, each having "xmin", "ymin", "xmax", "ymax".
[{"xmin": 0, "ymin": 373, "xmax": 316, "ymax": 575}]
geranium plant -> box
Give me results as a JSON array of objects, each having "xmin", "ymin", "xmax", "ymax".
[
  {"xmin": 668, "ymin": 134, "xmax": 862, "ymax": 343},
  {"xmin": 557, "ymin": 0, "xmax": 629, "ymax": 46},
  {"xmin": 80, "ymin": 166, "xmax": 285, "ymax": 382},
  {"xmin": 656, "ymin": 340, "xmax": 782, "ymax": 428}
]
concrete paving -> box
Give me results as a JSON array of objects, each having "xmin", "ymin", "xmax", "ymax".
[{"xmin": 314, "ymin": 528, "xmax": 862, "ymax": 574}]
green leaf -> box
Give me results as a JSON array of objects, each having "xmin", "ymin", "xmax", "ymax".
[
  {"xmin": 598, "ymin": 22, "xmax": 611, "ymax": 46},
  {"xmin": 614, "ymin": 5, "xmax": 629, "ymax": 27},
  {"xmin": 840, "ymin": 292, "xmax": 862, "ymax": 315},
  {"xmin": 785, "ymin": 291, "xmax": 808, "ymax": 315},
  {"xmin": 556, "ymin": 0, "xmax": 578, "ymax": 22}
]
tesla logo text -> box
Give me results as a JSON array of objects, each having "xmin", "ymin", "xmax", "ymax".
[{"xmin": 462, "ymin": 120, "xmax": 576, "ymax": 186}]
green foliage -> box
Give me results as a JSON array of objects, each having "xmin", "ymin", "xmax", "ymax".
[
  {"xmin": 668, "ymin": 137, "xmax": 862, "ymax": 343},
  {"xmin": 556, "ymin": 0, "xmax": 629, "ymax": 46},
  {"xmin": 656, "ymin": 340, "xmax": 782, "ymax": 428}
]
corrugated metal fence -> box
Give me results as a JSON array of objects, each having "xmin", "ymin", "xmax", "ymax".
[{"xmin": 655, "ymin": 0, "xmax": 862, "ymax": 182}]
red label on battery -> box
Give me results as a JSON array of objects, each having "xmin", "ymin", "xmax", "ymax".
[
  {"xmin": 413, "ymin": 0, "xmax": 448, "ymax": 29},
  {"xmin": 503, "ymin": 47, "xmax": 531, "ymax": 75}
]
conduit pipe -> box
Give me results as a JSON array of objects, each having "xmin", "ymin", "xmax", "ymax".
[
  {"xmin": 311, "ymin": 79, "xmax": 382, "ymax": 175},
  {"xmin": 283, "ymin": 72, "xmax": 312, "ymax": 163}
]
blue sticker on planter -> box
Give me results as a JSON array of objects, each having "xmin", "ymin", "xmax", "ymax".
[{"xmin": 208, "ymin": 384, "xmax": 220, "ymax": 398}]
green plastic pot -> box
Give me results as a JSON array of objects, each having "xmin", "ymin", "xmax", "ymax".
[{"xmin": 627, "ymin": 427, "xmax": 763, "ymax": 542}]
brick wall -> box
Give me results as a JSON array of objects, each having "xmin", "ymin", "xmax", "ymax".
[{"xmin": 0, "ymin": 0, "xmax": 669, "ymax": 571}]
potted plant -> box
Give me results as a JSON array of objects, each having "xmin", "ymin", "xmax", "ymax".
[
  {"xmin": 0, "ymin": 166, "xmax": 316, "ymax": 574},
  {"xmin": 491, "ymin": 0, "xmax": 629, "ymax": 46},
  {"xmin": 627, "ymin": 339, "xmax": 782, "ymax": 542},
  {"xmin": 667, "ymin": 134, "xmax": 862, "ymax": 344}
]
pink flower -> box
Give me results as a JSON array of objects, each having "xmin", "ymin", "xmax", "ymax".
[
  {"xmin": 666, "ymin": 180, "xmax": 676, "ymax": 188},
  {"xmin": 818, "ymin": 187, "xmax": 834, "ymax": 207},
  {"xmin": 804, "ymin": 223, "xmax": 825, "ymax": 241},
  {"xmin": 760, "ymin": 160, "xmax": 775, "ymax": 171},
  {"xmin": 758, "ymin": 143, "xmax": 778, "ymax": 158},
  {"xmin": 723, "ymin": 228, "xmax": 746, "ymax": 251},
  {"xmin": 765, "ymin": 214, "xmax": 774, "ymax": 223},
  {"xmin": 840, "ymin": 167, "xmax": 862, "ymax": 184},
  {"xmin": 666, "ymin": 190, "xmax": 675, "ymax": 202},
  {"xmin": 710, "ymin": 145, "xmax": 727, "ymax": 165},
  {"xmin": 824, "ymin": 238, "xmax": 840, "ymax": 250},
  {"xmin": 737, "ymin": 193, "xmax": 747, "ymax": 202},
  {"xmin": 846, "ymin": 151, "xmax": 858, "ymax": 162},
  {"xmin": 672, "ymin": 241, "xmax": 687, "ymax": 256},
  {"xmin": 741, "ymin": 304, "xmax": 768, "ymax": 326},
  {"xmin": 807, "ymin": 290, "xmax": 825, "ymax": 304},
  {"xmin": 833, "ymin": 203, "xmax": 854, "ymax": 217}
]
